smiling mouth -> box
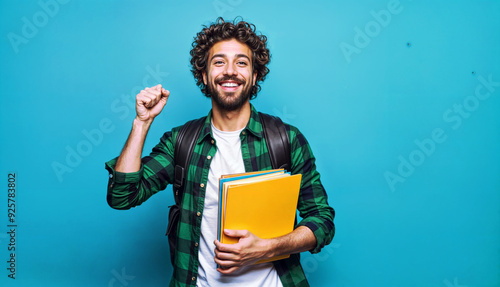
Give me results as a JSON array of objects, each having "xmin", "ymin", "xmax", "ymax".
[{"xmin": 218, "ymin": 81, "xmax": 242, "ymax": 90}]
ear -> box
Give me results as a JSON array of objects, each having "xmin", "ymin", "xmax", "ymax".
[
  {"xmin": 202, "ymin": 70, "xmax": 207, "ymax": 85},
  {"xmin": 252, "ymin": 70, "xmax": 257, "ymax": 86}
]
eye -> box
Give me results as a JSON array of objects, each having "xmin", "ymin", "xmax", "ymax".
[
  {"xmin": 213, "ymin": 60, "xmax": 224, "ymax": 65},
  {"xmin": 237, "ymin": 61, "xmax": 248, "ymax": 66}
]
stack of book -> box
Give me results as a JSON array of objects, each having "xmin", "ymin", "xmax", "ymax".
[{"xmin": 217, "ymin": 169, "xmax": 302, "ymax": 263}]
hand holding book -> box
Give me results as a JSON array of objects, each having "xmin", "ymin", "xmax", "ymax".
[{"xmin": 214, "ymin": 229, "xmax": 272, "ymax": 274}]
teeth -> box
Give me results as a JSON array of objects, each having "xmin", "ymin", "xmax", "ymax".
[{"xmin": 221, "ymin": 82, "xmax": 239, "ymax": 87}]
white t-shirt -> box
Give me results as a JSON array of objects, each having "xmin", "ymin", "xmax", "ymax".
[{"xmin": 196, "ymin": 122, "xmax": 283, "ymax": 287}]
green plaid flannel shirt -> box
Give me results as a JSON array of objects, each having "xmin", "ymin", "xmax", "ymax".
[{"xmin": 105, "ymin": 105, "xmax": 335, "ymax": 287}]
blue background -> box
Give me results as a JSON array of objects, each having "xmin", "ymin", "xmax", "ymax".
[{"xmin": 1, "ymin": 0, "xmax": 499, "ymax": 286}]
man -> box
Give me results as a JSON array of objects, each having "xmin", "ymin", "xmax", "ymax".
[{"xmin": 105, "ymin": 18, "xmax": 335, "ymax": 287}]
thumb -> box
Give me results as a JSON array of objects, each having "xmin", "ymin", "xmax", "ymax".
[
  {"xmin": 161, "ymin": 88, "xmax": 170, "ymax": 98},
  {"xmin": 224, "ymin": 229, "xmax": 249, "ymax": 238},
  {"xmin": 158, "ymin": 89, "xmax": 170, "ymax": 106}
]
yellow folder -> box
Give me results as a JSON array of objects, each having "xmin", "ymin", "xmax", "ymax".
[
  {"xmin": 217, "ymin": 169, "xmax": 286, "ymax": 245},
  {"xmin": 218, "ymin": 171, "xmax": 302, "ymax": 263},
  {"xmin": 220, "ymin": 169, "xmax": 284, "ymax": 179}
]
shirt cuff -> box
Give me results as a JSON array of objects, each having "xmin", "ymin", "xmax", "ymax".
[
  {"xmin": 105, "ymin": 157, "xmax": 144, "ymax": 184},
  {"xmin": 296, "ymin": 219, "xmax": 329, "ymax": 254}
]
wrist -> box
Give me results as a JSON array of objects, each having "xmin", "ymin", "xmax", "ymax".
[
  {"xmin": 132, "ymin": 117, "xmax": 153, "ymax": 139},
  {"xmin": 264, "ymin": 238, "xmax": 279, "ymax": 259},
  {"xmin": 133, "ymin": 117, "xmax": 153, "ymax": 129}
]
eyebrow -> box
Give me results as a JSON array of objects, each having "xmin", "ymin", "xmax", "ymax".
[{"xmin": 210, "ymin": 53, "xmax": 251, "ymax": 62}]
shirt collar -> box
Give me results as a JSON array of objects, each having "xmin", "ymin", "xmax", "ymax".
[
  {"xmin": 197, "ymin": 104, "xmax": 264, "ymax": 144},
  {"xmin": 245, "ymin": 104, "xmax": 264, "ymax": 138},
  {"xmin": 197, "ymin": 111, "xmax": 214, "ymax": 144}
]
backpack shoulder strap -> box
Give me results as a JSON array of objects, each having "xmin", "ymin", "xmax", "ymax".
[
  {"xmin": 259, "ymin": 112, "xmax": 291, "ymax": 171},
  {"xmin": 173, "ymin": 116, "xmax": 205, "ymax": 205}
]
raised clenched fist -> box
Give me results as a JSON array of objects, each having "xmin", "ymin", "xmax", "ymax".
[{"xmin": 135, "ymin": 84, "xmax": 170, "ymax": 122}]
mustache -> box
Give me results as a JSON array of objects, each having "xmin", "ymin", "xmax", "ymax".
[{"xmin": 215, "ymin": 76, "xmax": 245, "ymax": 85}]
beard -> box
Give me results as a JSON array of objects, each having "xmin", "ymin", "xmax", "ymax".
[{"xmin": 206, "ymin": 75, "xmax": 252, "ymax": 112}]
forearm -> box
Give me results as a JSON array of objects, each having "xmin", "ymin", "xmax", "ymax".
[
  {"xmin": 266, "ymin": 226, "xmax": 316, "ymax": 258},
  {"xmin": 106, "ymin": 127, "xmax": 175, "ymax": 210},
  {"xmin": 115, "ymin": 118, "xmax": 153, "ymax": 173}
]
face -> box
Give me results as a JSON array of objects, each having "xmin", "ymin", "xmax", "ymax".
[{"xmin": 203, "ymin": 39, "xmax": 257, "ymax": 111}]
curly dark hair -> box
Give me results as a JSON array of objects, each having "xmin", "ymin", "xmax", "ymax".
[{"xmin": 190, "ymin": 17, "xmax": 270, "ymax": 99}]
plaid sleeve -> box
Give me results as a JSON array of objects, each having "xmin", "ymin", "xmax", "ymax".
[
  {"xmin": 105, "ymin": 130, "xmax": 177, "ymax": 210},
  {"xmin": 288, "ymin": 125, "xmax": 335, "ymax": 254}
]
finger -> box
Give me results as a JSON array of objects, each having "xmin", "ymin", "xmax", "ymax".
[
  {"xmin": 217, "ymin": 266, "xmax": 239, "ymax": 274},
  {"xmin": 143, "ymin": 90, "xmax": 161, "ymax": 102},
  {"xmin": 145, "ymin": 84, "xmax": 162, "ymax": 91},
  {"xmin": 143, "ymin": 88, "xmax": 162, "ymax": 102},
  {"xmin": 214, "ymin": 239, "xmax": 223, "ymax": 249},
  {"xmin": 143, "ymin": 88, "xmax": 161, "ymax": 99},
  {"xmin": 214, "ymin": 256, "xmax": 238, "ymax": 269},
  {"xmin": 141, "ymin": 90, "xmax": 157, "ymax": 100},
  {"xmin": 141, "ymin": 90, "xmax": 162, "ymax": 108},
  {"xmin": 138, "ymin": 94, "xmax": 158, "ymax": 109},
  {"xmin": 136, "ymin": 93, "xmax": 154, "ymax": 108},
  {"xmin": 214, "ymin": 248, "xmax": 238, "ymax": 261},
  {"xmin": 214, "ymin": 240, "xmax": 236, "ymax": 253},
  {"xmin": 144, "ymin": 84, "xmax": 161, "ymax": 89},
  {"xmin": 143, "ymin": 88, "xmax": 156, "ymax": 96}
]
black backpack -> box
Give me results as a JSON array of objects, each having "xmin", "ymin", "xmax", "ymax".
[{"xmin": 165, "ymin": 112, "xmax": 291, "ymax": 264}]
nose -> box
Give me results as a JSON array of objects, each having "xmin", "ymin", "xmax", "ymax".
[{"xmin": 223, "ymin": 62, "xmax": 237, "ymax": 77}]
